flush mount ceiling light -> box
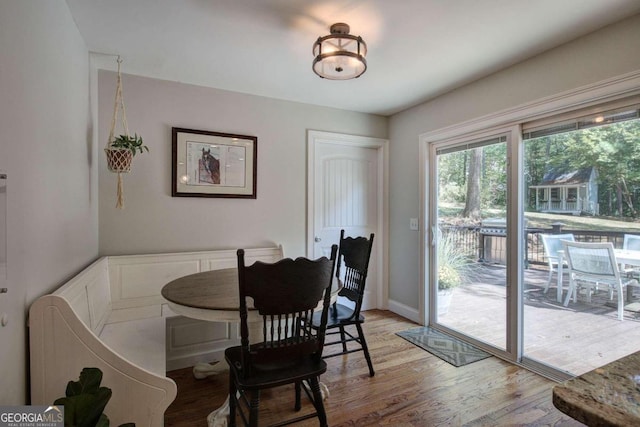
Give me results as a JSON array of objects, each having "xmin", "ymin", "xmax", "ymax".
[{"xmin": 313, "ymin": 23, "xmax": 367, "ymax": 80}]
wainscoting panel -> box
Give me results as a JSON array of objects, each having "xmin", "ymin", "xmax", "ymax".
[{"xmin": 166, "ymin": 316, "xmax": 240, "ymax": 371}]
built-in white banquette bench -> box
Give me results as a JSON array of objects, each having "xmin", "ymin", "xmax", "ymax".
[{"xmin": 29, "ymin": 246, "xmax": 283, "ymax": 427}]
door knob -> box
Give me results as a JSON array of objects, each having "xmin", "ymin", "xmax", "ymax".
[{"xmin": 314, "ymin": 237, "xmax": 322, "ymax": 242}]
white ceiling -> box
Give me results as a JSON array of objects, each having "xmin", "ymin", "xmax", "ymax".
[{"xmin": 66, "ymin": 0, "xmax": 640, "ymax": 116}]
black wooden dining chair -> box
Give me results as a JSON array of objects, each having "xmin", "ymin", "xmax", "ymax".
[
  {"xmin": 309, "ymin": 230, "xmax": 375, "ymax": 377},
  {"xmin": 225, "ymin": 245, "xmax": 338, "ymax": 427}
]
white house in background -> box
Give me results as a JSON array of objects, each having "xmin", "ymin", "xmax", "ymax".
[{"xmin": 530, "ymin": 167, "xmax": 599, "ymax": 215}]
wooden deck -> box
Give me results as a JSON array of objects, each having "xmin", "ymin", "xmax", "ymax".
[{"xmin": 440, "ymin": 264, "xmax": 640, "ymax": 376}]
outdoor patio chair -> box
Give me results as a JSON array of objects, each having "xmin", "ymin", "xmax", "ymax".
[
  {"xmin": 622, "ymin": 234, "xmax": 640, "ymax": 276},
  {"xmin": 540, "ymin": 233, "xmax": 575, "ymax": 294},
  {"xmin": 561, "ymin": 240, "xmax": 640, "ymax": 321}
]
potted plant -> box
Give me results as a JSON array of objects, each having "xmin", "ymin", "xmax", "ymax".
[
  {"xmin": 437, "ymin": 269, "xmax": 458, "ymax": 316},
  {"xmin": 54, "ymin": 367, "xmax": 135, "ymax": 427},
  {"xmin": 104, "ymin": 133, "xmax": 149, "ymax": 173},
  {"xmin": 436, "ymin": 229, "xmax": 472, "ymax": 315},
  {"xmin": 103, "ymin": 57, "xmax": 149, "ymax": 208}
]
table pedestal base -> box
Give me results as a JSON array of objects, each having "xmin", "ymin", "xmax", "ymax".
[
  {"xmin": 193, "ymin": 361, "xmax": 226, "ymax": 379},
  {"xmin": 207, "ymin": 397, "xmax": 230, "ymax": 427}
]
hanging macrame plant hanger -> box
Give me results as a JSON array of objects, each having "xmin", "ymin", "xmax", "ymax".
[{"xmin": 105, "ymin": 56, "xmax": 133, "ymax": 209}]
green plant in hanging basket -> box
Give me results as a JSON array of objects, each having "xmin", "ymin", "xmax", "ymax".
[
  {"xmin": 108, "ymin": 134, "xmax": 149, "ymax": 156},
  {"xmin": 105, "ymin": 134, "xmax": 148, "ymax": 174},
  {"xmin": 105, "ymin": 56, "xmax": 147, "ymax": 209}
]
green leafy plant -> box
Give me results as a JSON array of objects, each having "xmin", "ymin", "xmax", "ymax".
[
  {"xmin": 54, "ymin": 367, "xmax": 135, "ymax": 427},
  {"xmin": 436, "ymin": 229, "xmax": 474, "ymax": 290},
  {"xmin": 109, "ymin": 134, "xmax": 149, "ymax": 156}
]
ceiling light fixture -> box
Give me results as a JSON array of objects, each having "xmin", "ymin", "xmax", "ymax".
[{"xmin": 313, "ymin": 23, "xmax": 367, "ymax": 80}]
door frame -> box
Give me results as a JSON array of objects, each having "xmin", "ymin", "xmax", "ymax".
[
  {"xmin": 423, "ymin": 125, "xmax": 521, "ymax": 364},
  {"xmin": 417, "ymin": 70, "xmax": 640, "ymax": 379},
  {"xmin": 307, "ymin": 130, "xmax": 389, "ymax": 310}
]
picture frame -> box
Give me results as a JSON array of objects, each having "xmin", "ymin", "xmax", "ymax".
[{"xmin": 172, "ymin": 127, "xmax": 257, "ymax": 199}]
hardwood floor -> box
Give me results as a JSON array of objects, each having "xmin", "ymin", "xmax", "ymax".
[{"xmin": 165, "ymin": 310, "xmax": 583, "ymax": 426}]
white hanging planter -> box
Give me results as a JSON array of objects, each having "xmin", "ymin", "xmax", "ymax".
[
  {"xmin": 105, "ymin": 57, "xmax": 148, "ymax": 209},
  {"xmin": 105, "ymin": 147, "xmax": 133, "ymax": 173}
]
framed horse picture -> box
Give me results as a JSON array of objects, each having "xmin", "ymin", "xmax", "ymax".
[{"xmin": 171, "ymin": 127, "xmax": 257, "ymax": 199}]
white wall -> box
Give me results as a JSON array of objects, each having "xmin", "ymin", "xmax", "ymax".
[
  {"xmin": 98, "ymin": 72, "xmax": 387, "ymax": 257},
  {"xmin": 0, "ymin": 1, "xmax": 97, "ymax": 404},
  {"xmin": 388, "ymin": 14, "xmax": 640, "ymax": 316}
]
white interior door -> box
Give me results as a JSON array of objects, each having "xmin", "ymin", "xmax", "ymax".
[{"xmin": 308, "ymin": 131, "xmax": 386, "ymax": 310}]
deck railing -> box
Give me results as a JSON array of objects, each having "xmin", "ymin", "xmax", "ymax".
[
  {"xmin": 440, "ymin": 224, "xmax": 634, "ymax": 268},
  {"xmin": 535, "ymin": 200, "xmax": 580, "ymax": 212},
  {"xmin": 527, "ymin": 228, "xmax": 628, "ymax": 266}
]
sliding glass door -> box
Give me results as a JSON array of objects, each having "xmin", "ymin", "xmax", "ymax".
[
  {"xmin": 425, "ymin": 99, "xmax": 640, "ymax": 379},
  {"xmin": 521, "ymin": 103, "xmax": 640, "ymax": 376},
  {"xmin": 430, "ymin": 133, "xmax": 511, "ymax": 352}
]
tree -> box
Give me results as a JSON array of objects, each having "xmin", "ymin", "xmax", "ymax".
[
  {"xmin": 482, "ymin": 143, "xmax": 507, "ymax": 208},
  {"xmin": 462, "ymin": 148, "xmax": 482, "ymax": 220},
  {"xmin": 438, "ymin": 150, "xmax": 468, "ymax": 203}
]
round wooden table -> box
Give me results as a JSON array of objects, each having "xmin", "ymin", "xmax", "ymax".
[
  {"xmin": 161, "ymin": 267, "xmax": 341, "ymax": 322},
  {"xmin": 161, "ymin": 267, "xmax": 256, "ymax": 322}
]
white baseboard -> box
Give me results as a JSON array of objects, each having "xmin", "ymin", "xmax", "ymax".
[{"xmin": 387, "ymin": 299, "xmax": 421, "ymax": 324}]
